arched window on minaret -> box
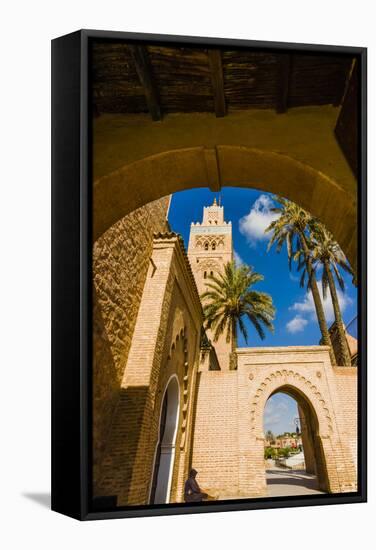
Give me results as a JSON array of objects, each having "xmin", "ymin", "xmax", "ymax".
[
  {"xmin": 210, "ymin": 271, "xmax": 214, "ymax": 277},
  {"xmin": 212, "ymin": 242, "xmax": 216, "ymax": 250},
  {"xmin": 204, "ymin": 242, "xmax": 209, "ymax": 251},
  {"xmin": 204, "ymin": 271, "xmax": 207, "ymax": 279}
]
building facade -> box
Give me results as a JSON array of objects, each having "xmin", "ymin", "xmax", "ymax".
[{"xmin": 93, "ymin": 198, "xmax": 358, "ymax": 506}]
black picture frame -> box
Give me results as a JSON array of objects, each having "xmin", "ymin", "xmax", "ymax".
[{"xmin": 51, "ymin": 29, "xmax": 367, "ymax": 520}]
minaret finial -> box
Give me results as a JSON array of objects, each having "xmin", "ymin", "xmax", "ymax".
[{"xmin": 213, "ymin": 197, "xmax": 217, "ymax": 206}]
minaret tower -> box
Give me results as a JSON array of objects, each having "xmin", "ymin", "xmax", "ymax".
[{"xmin": 188, "ymin": 198, "xmax": 233, "ymax": 370}]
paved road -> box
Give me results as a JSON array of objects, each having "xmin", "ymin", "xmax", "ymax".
[
  {"xmin": 209, "ymin": 467, "xmax": 325, "ymax": 500},
  {"xmin": 266, "ymin": 468, "xmax": 325, "ymax": 497}
]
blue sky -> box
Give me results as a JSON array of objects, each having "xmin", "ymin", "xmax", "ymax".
[
  {"xmin": 168, "ymin": 187, "xmax": 358, "ymax": 434},
  {"xmin": 168, "ymin": 186, "xmax": 358, "ymax": 348},
  {"xmin": 263, "ymin": 393, "xmax": 299, "ymax": 437}
]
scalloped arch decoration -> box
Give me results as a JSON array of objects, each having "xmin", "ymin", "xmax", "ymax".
[{"xmin": 250, "ymin": 369, "xmax": 334, "ymax": 436}]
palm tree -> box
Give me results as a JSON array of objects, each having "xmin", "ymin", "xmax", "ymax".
[
  {"xmin": 201, "ymin": 261, "xmax": 275, "ymax": 369},
  {"xmin": 265, "ymin": 430, "xmax": 275, "ymax": 444},
  {"xmin": 309, "ymin": 223, "xmax": 353, "ymax": 365},
  {"xmin": 265, "ymin": 196, "xmax": 336, "ymax": 365}
]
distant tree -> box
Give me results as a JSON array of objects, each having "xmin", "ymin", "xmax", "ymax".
[{"xmin": 265, "ymin": 430, "xmax": 275, "ymax": 443}]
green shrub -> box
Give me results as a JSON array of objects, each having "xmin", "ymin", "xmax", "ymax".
[
  {"xmin": 277, "ymin": 447, "xmax": 291, "ymax": 458},
  {"xmin": 264, "ymin": 447, "xmax": 277, "ymax": 459}
]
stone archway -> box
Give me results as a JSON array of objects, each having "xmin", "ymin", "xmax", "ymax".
[
  {"xmin": 263, "ymin": 385, "xmax": 330, "ymax": 494},
  {"xmin": 93, "ymin": 145, "xmax": 356, "ymax": 269},
  {"xmin": 191, "ymin": 347, "xmax": 357, "ymax": 499},
  {"xmin": 237, "ymin": 350, "xmax": 357, "ymax": 497},
  {"xmin": 150, "ymin": 375, "xmax": 180, "ymax": 504},
  {"xmin": 247, "ymin": 368, "xmax": 338, "ymax": 496}
]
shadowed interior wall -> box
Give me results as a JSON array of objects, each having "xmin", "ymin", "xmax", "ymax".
[
  {"xmin": 93, "ymin": 107, "xmax": 354, "ymax": 187},
  {"xmin": 93, "ymin": 107, "xmax": 357, "ymax": 270},
  {"xmin": 93, "ymin": 197, "xmax": 170, "ymax": 489},
  {"xmin": 298, "ymin": 404, "xmax": 317, "ymax": 474}
]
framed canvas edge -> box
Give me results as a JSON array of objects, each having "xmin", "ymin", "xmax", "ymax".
[
  {"xmin": 64, "ymin": 28, "xmax": 367, "ymax": 54},
  {"xmin": 52, "ymin": 29, "xmax": 367, "ymax": 521},
  {"xmin": 52, "ymin": 29, "xmax": 83, "ymax": 521}
]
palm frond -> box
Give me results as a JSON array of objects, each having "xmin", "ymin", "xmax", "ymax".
[{"xmin": 201, "ymin": 260, "xmax": 275, "ymax": 346}]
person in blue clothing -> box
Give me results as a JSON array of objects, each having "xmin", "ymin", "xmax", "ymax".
[{"xmin": 184, "ymin": 469, "xmax": 208, "ymax": 503}]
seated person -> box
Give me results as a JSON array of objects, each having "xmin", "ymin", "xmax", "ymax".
[{"xmin": 184, "ymin": 469, "xmax": 208, "ymax": 503}]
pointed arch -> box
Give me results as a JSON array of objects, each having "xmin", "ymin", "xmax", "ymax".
[
  {"xmin": 93, "ymin": 146, "xmax": 356, "ymax": 269},
  {"xmin": 149, "ymin": 375, "xmax": 180, "ymax": 504}
]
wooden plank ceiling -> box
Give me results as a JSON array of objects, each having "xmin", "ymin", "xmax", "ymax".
[{"xmin": 91, "ymin": 42, "xmax": 353, "ymax": 120}]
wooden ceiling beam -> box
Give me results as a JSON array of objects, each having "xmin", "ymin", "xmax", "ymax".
[
  {"xmin": 208, "ymin": 49, "xmax": 226, "ymax": 117},
  {"xmin": 276, "ymin": 54, "xmax": 292, "ymax": 114},
  {"xmin": 334, "ymin": 59, "xmax": 358, "ymax": 177},
  {"xmin": 128, "ymin": 45, "xmax": 162, "ymax": 121},
  {"xmin": 333, "ymin": 58, "xmax": 354, "ymax": 107}
]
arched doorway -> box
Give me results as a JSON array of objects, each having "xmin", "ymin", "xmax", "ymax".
[
  {"xmin": 150, "ymin": 376, "xmax": 180, "ymax": 504},
  {"xmin": 263, "ymin": 385, "xmax": 329, "ymax": 496}
]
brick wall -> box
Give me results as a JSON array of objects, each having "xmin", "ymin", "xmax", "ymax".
[
  {"xmin": 95, "ymin": 234, "xmax": 203, "ymax": 504},
  {"xmin": 191, "ymin": 371, "xmax": 239, "ymax": 496},
  {"xmin": 191, "ymin": 347, "xmax": 358, "ymax": 499},
  {"xmin": 92, "ymin": 197, "xmax": 170, "ymax": 490},
  {"xmin": 333, "ymin": 367, "xmax": 358, "ymax": 475}
]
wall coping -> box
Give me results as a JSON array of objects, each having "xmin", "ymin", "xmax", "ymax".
[
  {"xmin": 236, "ymin": 345, "xmax": 331, "ymax": 355},
  {"xmin": 153, "ymin": 232, "xmax": 203, "ymax": 322},
  {"xmin": 332, "ymin": 366, "xmax": 358, "ymax": 375}
]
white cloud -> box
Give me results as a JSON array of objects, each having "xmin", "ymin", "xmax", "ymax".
[
  {"xmin": 286, "ymin": 315, "xmax": 308, "ymax": 334},
  {"xmin": 233, "ymin": 250, "xmax": 243, "ymax": 266},
  {"xmin": 239, "ymin": 194, "xmax": 279, "ymax": 246},
  {"xmin": 264, "ymin": 398, "xmax": 289, "ymax": 426},
  {"xmin": 289, "ymin": 283, "xmax": 352, "ymax": 324}
]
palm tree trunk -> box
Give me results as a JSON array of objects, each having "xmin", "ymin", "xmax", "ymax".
[
  {"xmin": 324, "ymin": 260, "xmax": 352, "ymax": 366},
  {"xmin": 229, "ymin": 318, "xmax": 238, "ymax": 370},
  {"xmin": 299, "ymin": 233, "xmax": 336, "ymax": 365},
  {"xmin": 231, "ymin": 318, "xmax": 237, "ymax": 352}
]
